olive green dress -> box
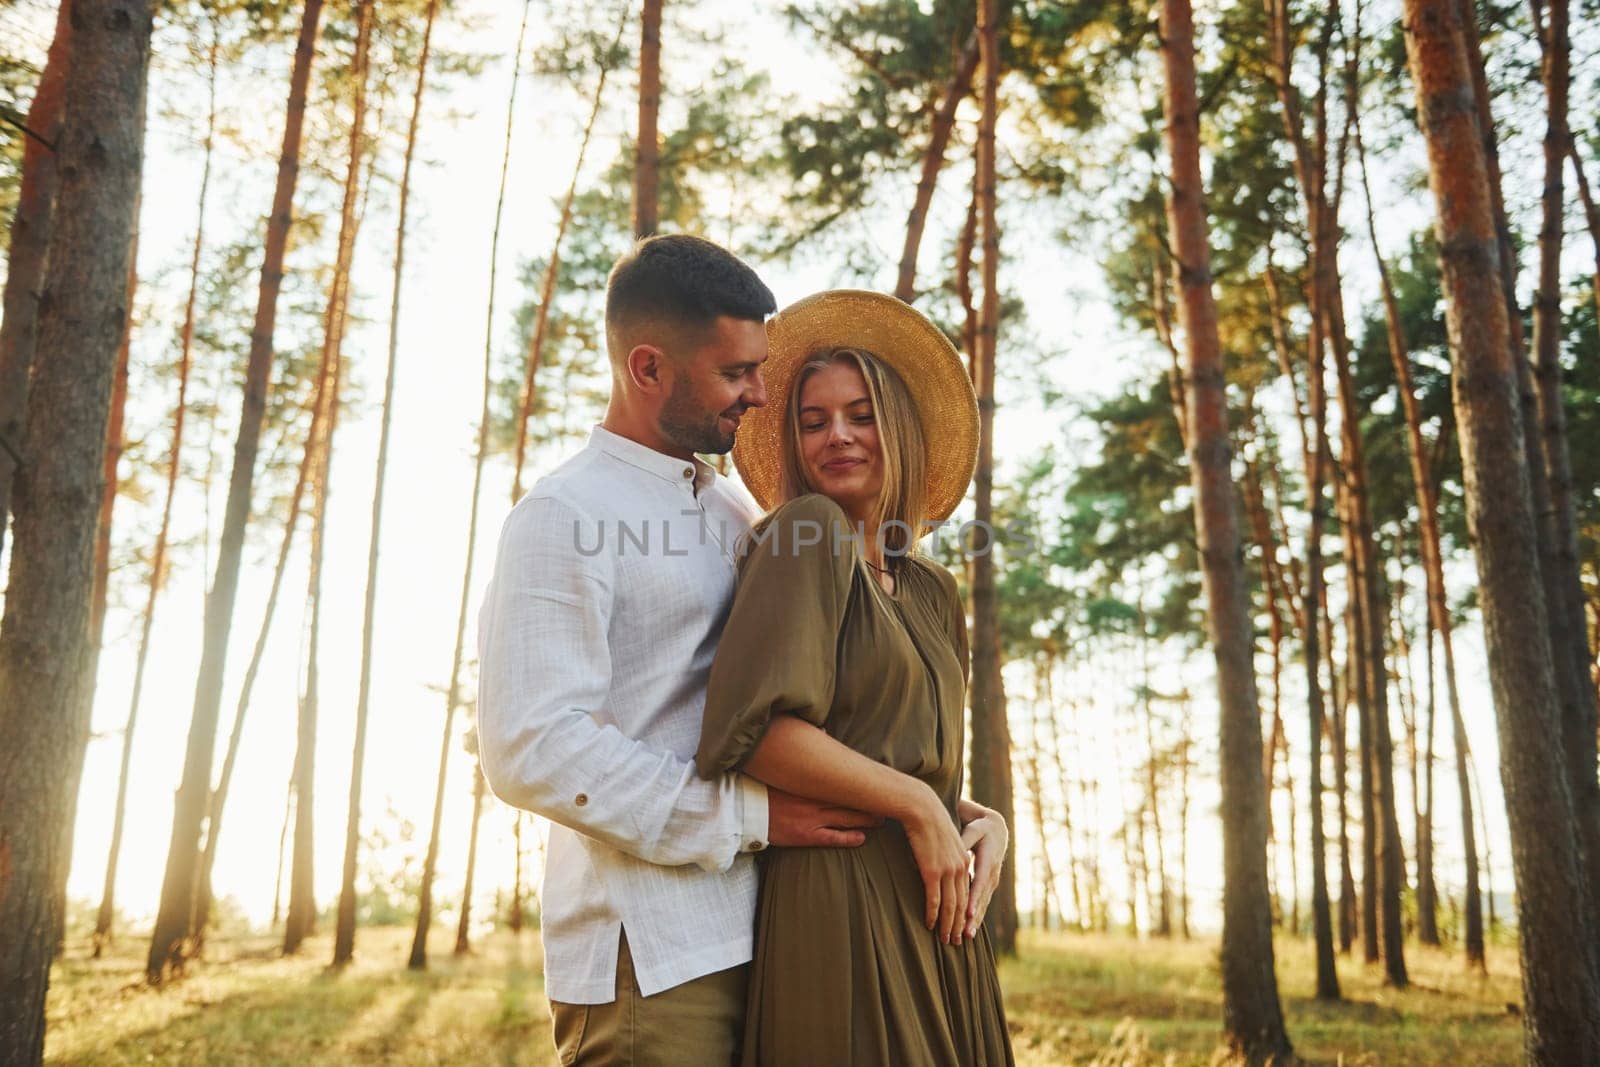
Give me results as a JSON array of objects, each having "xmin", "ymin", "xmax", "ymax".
[{"xmin": 696, "ymin": 494, "xmax": 1014, "ymax": 1066}]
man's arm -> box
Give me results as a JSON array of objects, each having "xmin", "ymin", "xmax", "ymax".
[{"xmin": 476, "ymin": 495, "xmax": 764, "ymax": 873}]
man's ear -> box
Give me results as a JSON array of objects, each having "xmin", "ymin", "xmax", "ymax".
[{"xmin": 625, "ymin": 343, "xmax": 669, "ymax": 394}]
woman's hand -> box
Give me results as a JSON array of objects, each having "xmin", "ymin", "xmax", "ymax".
[
  {"xmin": 958, "ymin": 800, "xmax": 1008, "ymax": 941},
  {"xmin": 902, "ymin": 784, "xmax": 971, "ymax": 946}
]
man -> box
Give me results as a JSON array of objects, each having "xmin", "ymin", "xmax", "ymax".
[{"xmin": 477, "ymin": 235, "xmax": 880, "ymax": 1064}]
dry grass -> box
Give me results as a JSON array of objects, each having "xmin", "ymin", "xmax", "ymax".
[
  {"xmin": 1005, "ymin": 929, "xmax": 1524, "ymax": 1066},
  {"xmin": 45, "ymin": 925, "xmax": 1525, "ymax": 1065}
]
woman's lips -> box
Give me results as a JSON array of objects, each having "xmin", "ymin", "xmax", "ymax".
[{"xmin": 822, "ymin": 458, "xmax": 864, "ymax": 472}]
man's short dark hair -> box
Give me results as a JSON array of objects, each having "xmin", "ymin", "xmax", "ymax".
[{"xmin": 605, "ymin": 235, "xmax": 776, "ymax": 343}]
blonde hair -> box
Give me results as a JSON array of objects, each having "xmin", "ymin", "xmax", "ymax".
[{"xmin": 777, "ymin": 347, "xmax": 928, "ymax": 562}]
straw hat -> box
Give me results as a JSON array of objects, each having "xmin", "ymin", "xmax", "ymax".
[{"xmin": 732, "ymin": 290, "xmax": 979, "ymax": 522}]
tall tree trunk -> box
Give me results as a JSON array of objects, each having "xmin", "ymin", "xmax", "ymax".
[
  {"xmin": 1331, "ymin": 195, "xmax": 1409, "ymax": 991},
  {"xmin": 1302, "ymin": 265, "xmax": 1341, "ymax": 998},
  {"xmin": 455, "ymin": 762, "xmax": 487, "ymax": 955},
  {"xmin": 291, "ymin": 0, "xmax": 377, "ymax": 957},
  {"xmin": 1454, "ymin": 3, "xmax": 1600, "ymax": 964},
  {"xmin": 511, "ymin": 813, "xmax": 526, "ymax": 933},
  {"xmin": 894, "ymin": 31, "xmax": 980, "ymax": 301},
  {"xmin": 1568, "ymin": 143, "xmax": 1600, "ymax": 313},
  {"xmin": 402, "ymin": 0, "xmax": 524, "ymax": 972},
  {"xmin": 0, "ymin": 0, "xmax": 71, "ymax": 565},
  {"xmin": 1453, "ymin": 676, "xmax": 1486, "ymax": 966},
  {"xmin": 271, "ymin": 779, "xmax": 291, "ymax": 928},
  {"xmin": 1415, "ymin": 604, "xmax": 1441, "ymax": 946},
  {"xmin": 1530, "ymin": 0, "xmax": 1600, "ymax": 944},
  {"xmin": 1158, "ymin": 0, "xmax": 1292, "ymax": 1056},
  {"xmin": 1137, "ymin": 612, "xmax": 1172, "ymax": 938},
  {"xmin": 1178, "ymin": 703, "xmax": 1193, "ymax": 939},
  {"xmin": 96, "ymin": 30, "xmax": 217, "ymax": 958},
  {"xmin": 1043, "ymin": 664, "xmax": 1086, "ymax": 929},
  {"xmin": 0, "ymin": 0, "xmax": 151, "ymax": 1052},
  {"xmin": 197, "ymin": 389, "xmax": 321, "ymax": 943},
  {"xmin": 634, "ymin": 0, "xmax": 662, "ymax": 237},
  {"xmin": 283, "ymin": 446, "xmax": 330, "ymax": 955},
  {"xmin": 512, "ymin": 12, "xmax": 626, "ymax": 502},
  {"xmin": 374, "ymin": 0, "xmax": 443, "ymax": 966},
  {"xmin": 968, "ymin": 0, "xmax": 1018, "ymax": 956},
  {"xmin": 147, "ymin": 0, "xmax": 326, "ymax": 982},
  {"xmin": 1356, "ymin": 93, "xmax": 1473, "ymax": 955},
  {"xmin": 1022, "ymin": 692, "xmax": 1060, "ymax": 930},
  {"xmin": 1403, "ymin": 0, "xmax": 1600, "ymax": 1057}
]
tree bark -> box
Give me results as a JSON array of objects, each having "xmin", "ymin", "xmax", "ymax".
[
  {"xmin": 967, "ymin": 0, "xmax": 1018, "ymax": 956},
  {"xmin": 634, "ymin": 0, "xmax": 662, "ymax": 237},
  {"xmin": 91, "ymin": 239, "xmax": 136, "ymax": 648},
  {"xmin": 0, "ymin": 0, "xmax": 152, "ymax": 1054},
  {"xmin": 894, "ymin": 31, "xmax": 980, "ymax": 302},
  {"xmin": 1301, "ymin": 268, "xmax": 1341, "ymax": 997},
  {"xmin": 1530, "ymin": 0, "xmax": 1600, "ymax": 945},
  {"xmin": 1403, "ymin": 0, "xmax": 1600, "ymax": 1057},
  {"xmin": 147, "ymin": 0, "xmax": 326, "ymax": 982},
  {"xmin": 0, "ymin": 0, "xmax": 71, "ymax": 566},
  {"xmin": 1158, "ymin": 0, "xmax": 1292, "ymax": 1056}
]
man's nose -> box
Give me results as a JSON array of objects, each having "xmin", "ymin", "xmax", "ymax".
[{"xmin": 744, "ymin": 367, "xmax": 769, "ymax": 409}]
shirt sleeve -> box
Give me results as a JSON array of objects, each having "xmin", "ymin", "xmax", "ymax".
[
  {"xmin": 476, "ymin": 494, "xmax": 767, "ymax": 873},
  {"xmin": 939, "ymin": 562, "xmax": 970, "ymax": 691},
  {"xmin": 695, "ymin": 494, "xmax": 857, "ymax": 778}
]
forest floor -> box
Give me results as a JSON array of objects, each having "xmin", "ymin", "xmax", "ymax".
[{"xmin": 44, "ymin": 924, "xmax": 1524, "ymax": 1065}]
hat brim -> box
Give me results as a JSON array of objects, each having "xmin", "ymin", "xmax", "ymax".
[{"xmin": 731, "ymin": 290, "xmax": 979, "ymax": 523}]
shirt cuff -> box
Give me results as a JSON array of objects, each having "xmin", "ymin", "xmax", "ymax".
[{"xmin": 736, "ymin": 774, "xmax": 768, "ymax": 854}]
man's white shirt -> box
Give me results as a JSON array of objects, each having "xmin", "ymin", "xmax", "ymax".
[{"xmin": 477, "ymin": 424, "xmax": 768, "ymax": 1004}]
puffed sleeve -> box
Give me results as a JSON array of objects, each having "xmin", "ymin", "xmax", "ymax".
[
  {"xmin": 941, "ymin": 564, "xmax": 971, "ymax": 691},
  {"xmin": 695, "ymin": 494, "xmax": 858, "ymax": 778}
]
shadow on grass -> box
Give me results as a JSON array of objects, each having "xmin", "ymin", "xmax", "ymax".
[{"xmin": 57, "ymin": 965, "xmax": 443, "ymax": 1066}]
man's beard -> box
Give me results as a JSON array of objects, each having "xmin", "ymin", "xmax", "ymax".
[{"xmin": 660, "ymin": 377, "xmax": 738, "ymax": 455}]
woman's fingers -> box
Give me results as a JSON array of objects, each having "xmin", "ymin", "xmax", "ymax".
[
  {"xmin": 947, "ymin": 870, "xmax": 960, "ymax": 940},
  {"xmin": 924, "ymin": 869, "xmax": 942, "ymax": 931},
  {"xmin": 940, "ymin": 869, "xmax": 959, "ymax": 944}
]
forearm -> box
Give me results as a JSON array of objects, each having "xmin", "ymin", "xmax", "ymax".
[
  {"xmin": 742, "ymin": 714, "xmax": 930, "ymax": 823},
  {"xmin": 479, "ymin": 704, "xmax": 766, "ymax": 871}
]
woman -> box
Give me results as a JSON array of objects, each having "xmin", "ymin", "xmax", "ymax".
[{"xmin": 695, "ymin": 290, "xmax": 1015, "ymax": 1065}]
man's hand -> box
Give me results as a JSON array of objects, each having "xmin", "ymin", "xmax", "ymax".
[
  {"xmin": 767, "ymin": 786, "xmax": 882, "ymax": 848},
  {"xmin": 958, "ymin": 800, "xmax": 1008, "ymax": 940}
]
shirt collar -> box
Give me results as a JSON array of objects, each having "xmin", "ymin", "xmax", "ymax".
[{"xmin": 588, "ymin": 424, "xmax": 718, "ymax": 495}]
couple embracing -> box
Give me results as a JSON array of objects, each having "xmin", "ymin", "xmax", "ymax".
[{"xmin": 477, "ymin": 234, "xmax": 1016, "ymax": 1065}]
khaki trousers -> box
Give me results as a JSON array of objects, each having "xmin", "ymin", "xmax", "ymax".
[{"xmin": 549, "ymin": 931, "xmax": 748, "ymax": 1066}]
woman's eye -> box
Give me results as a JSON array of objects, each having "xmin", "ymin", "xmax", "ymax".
[
  {"xmin": 853, "ymin": 415, "xmax": 875, "ymax": 424},
  {"xmin": 801, "ymin": 423, "xmax": 825, "ymax": 433}
]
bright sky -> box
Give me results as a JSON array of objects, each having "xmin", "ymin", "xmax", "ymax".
[{"xmin": 0, "ymin": 0, "xmax": 1521, "ymax": 939}]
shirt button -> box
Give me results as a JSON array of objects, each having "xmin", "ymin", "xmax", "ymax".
[
  {"xmin": 683, "ymin": 467, "xmax": 694, "ymax": 479},
  {"xmin": 747, "ymin": 840, "xmax": 764, "ymax": 852},
  {"xmin": 574, "ymin": 793, "xmax": 589, "ymax": 807}
]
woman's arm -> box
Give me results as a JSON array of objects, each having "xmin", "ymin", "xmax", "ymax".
[{"xmin": 744, "ymin": 714, "xmax": 974, "ymax": 946}]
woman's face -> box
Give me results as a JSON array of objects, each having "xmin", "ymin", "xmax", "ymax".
[{"xmin": 797, "ymin": 360, "xmax": 884, "ymax": 520}]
